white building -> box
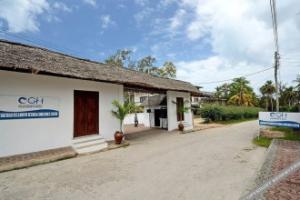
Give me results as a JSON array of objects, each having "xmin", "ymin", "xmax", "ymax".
[{"xmin": 0, "ymin": 40, "xmax": 200, "ymax": 157}]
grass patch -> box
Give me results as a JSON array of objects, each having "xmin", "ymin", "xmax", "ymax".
[
  {"xmin": 253, "ymin": 136, "xmax": 272, "ymax": 148},
  {"xmin": 253, "ymin": 127, "xmax": 300, "ymax": 148},
  {"xmin": 270, "ymin": 127, "xmax": 293, "ymax": 134}
]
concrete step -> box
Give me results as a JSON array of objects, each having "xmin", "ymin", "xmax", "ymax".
[{"xmin": 72, "ymin": 135, "xmax": 108, "ymax": 155}]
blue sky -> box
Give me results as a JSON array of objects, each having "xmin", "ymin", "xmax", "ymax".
[{"xmin": 0, "ymin": 0, "xmax": 299, "ymax": 92}]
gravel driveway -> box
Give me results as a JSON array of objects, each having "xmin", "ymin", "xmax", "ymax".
[{"xmin": 0, "ymin": 121, "xmax": 266, "ymax": 200}]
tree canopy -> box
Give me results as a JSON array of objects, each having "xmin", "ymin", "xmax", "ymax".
[
  {"xmin": 214, "ymin": 77, "xmax": 256, "ymax": 107},
  {"xmin": 104, "ymin": 49, "xmax": 177, "ymax": 78}
]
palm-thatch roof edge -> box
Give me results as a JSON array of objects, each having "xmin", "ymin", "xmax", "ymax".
[{"xmin": 0, "ymin": 39, "xmax": 200, "ymax": 95}]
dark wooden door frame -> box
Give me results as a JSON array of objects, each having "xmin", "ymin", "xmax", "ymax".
[
  {"xmin": 176, "ymin": 97, "xmax": 184, "ymax": 121},
  {"xmin": 74, "ymin": 90, "xmax": 99, "ymax": 138}
]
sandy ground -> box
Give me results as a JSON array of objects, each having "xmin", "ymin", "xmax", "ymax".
[
  {"xmin": 193, "ymin": 117, "xmax": 224, "ymax": 130},
  {"xmin": 0, "ymin": 121, "xmax": 266, "ymax": 200}
]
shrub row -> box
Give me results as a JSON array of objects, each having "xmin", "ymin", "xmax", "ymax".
[
  {"xmin": 279, "ymin": 105, "xmax": 300, "ymax": 112},
  {"xmin": 198, "ymin": 104, "xmax": 262, "ymax": 121}
]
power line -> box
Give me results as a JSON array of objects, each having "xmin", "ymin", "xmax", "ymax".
[
  {"xmin": 0, "ymin": 29, "xmax": 81, "ymax": 57},
  {"xmin": 197, "ymin": 66, "xmax": 274, "ymax": 85}
]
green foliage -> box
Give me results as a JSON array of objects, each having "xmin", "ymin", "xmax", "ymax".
[
  {"xmin": 260, "ymin": 80, "xmax": 276, "ymax": 111},
  {"xmin": 178, "ymin": 105, "xmax": 189, "ymax": 114},
  {"xmin": 105, "ymin": 50, "xmax": 177, "ymax": 78},
  {"xmin": 111, "ymin": 100, "xmax": 135, "ymax": 132},
  {"xmin": 253, "ymin": 137, "xmax": 272, "ymax": 148},
  {"xmin": 253, "ymin": 127, "xmax": 300, "ymax": 148},
  {"xmin": 279, "ymin": 105, "xmax": 299, "ymax": 112},
  {"xmin": 199, "ymin": 104, "xmax": 262, "ymax": 122},
  {"xmin": 215, "ymin": 77, "xmax": 256, "ymax": 106},
  {"xmin": 159, "ymin": 61, "xmax": 176, "ymax": 78},
  {"xmin": 105, "ymin": 49, "xmax": 132, "ymax": 68},
  {"xmin": 270, "ymin": 127, "xmax": 293, "ymax": 134},
  {"xmin": 215, "ymin": 83, "xmax": 230, "ymax": 100}
]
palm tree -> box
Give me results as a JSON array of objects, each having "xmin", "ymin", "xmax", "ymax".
[
  {"xmin": 260, "ymin": 85, "xmax": 268, "ymax": 110},
  {"xmin": 215, "ymin": 83, "xmax": 230, "ymax": 101},
  {"xmin": 228, "ymin": 77, "xmax": 254, "ymax": 106},
  {"xmin": 159, "ymin": 61, "xmax": 177, "ymax": 78},
  {"xmin": 293, "ymin": 74, "xmax": 300, "ymax": 103},
  {"xmin": 260, "ymin": 80, "xmax": 276, "ymax": 111},
  {"xmin": 283, "ymin": 87, "xmax": 297, "ymax": 107},
  {"xmin": 111, "ymin": 100, "xmax": 135, "ymax": 133},
  {"xmin": 228, "ymin": 93, "xmax": 254, "ymax": 106}
]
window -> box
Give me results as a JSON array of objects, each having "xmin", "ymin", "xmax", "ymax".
[
  {"xmin": 176, "ymin": 97, "xmax": 184, "ymax": 121},
  {"xmin": 140, "ymin": 96, "xmax": 147, "ymax": 103}
]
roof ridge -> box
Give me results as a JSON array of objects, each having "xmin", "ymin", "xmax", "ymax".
[
  {"xmin": 0, "ymin": 39, "xmax": 194, "ymax": 85},
  {"xmin": 0, "ymin": 39, "xmax": 200, "ymax": 94},
  {"xmin": 0, "ymin": 39, "xmax": 107, "ymax": 66}
]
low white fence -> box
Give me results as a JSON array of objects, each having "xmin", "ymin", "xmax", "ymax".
[{"xmin": 124, "ymin": 113, "xmax": 150, "ymax": 127}]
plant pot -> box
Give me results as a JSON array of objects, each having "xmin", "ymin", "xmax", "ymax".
[
  {"xmin": 178, "ymin": 123, "xmax": 184, "ymax": 131},
  {"xmin": 114, "ymin": 131, "xmax": 123, "ymax": 144}
]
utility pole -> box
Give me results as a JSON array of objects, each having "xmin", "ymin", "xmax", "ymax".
[
  {"xmin": 270, "ymin": 0, "xmax": 280, "ymax": 111},
  {"xmin": 274, "ymin": 51, "xmax": 280, "ymax": 112}
]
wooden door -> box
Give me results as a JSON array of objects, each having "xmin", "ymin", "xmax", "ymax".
[
  {"xmin": 74, "ymin": 91, "xmax": 99, "ymax": 137},
  {"xmin": 176, "ymin": 97, "xmax": 184, "ymax": 121}
]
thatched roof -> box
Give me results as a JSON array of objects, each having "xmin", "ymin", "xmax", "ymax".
[{"xmin": 0, "ymin": 40, "xmax": 200, "ymax": 95}]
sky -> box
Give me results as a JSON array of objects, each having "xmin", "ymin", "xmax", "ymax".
[{"xmin": 0, "ymin": 0, "xmax": 299, "ymax": 93}]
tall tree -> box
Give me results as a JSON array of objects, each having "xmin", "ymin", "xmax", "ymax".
[
  {"xmin": 159, "ymin": 61, "xmax": 177, "ymax": 78},
  {"xmin": 105, "ymin": 49, "xmax": 132, "ymax": 68},
  {"xmin": 136, "ymin": 56, "xmax": 157, "ymax": 74},
  {"xmin": 282, "ymin": 86, "xmax": 297, "ymax": 107},
  {"xmin": 104, "ymin": 51, "xmax": 177, "ymax": 78},
  {"xmin": 228, "ymin": 77, "xmax": 255, "ymax": 106},
  {"xmin": 215, "ymin": 83, "xmax": 230, "ymax": 100},
  {"xmin": 260, "ymin": 80, "xmax": 276, "ymax": 111},
  {"xmin": 293, "ymin": 74, "xmax": 300, "ymax": 103}
]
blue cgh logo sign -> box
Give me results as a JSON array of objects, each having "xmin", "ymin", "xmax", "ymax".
[{"xmin": 18, "ymin": 97, "xmax": 44, "ymax": 105}]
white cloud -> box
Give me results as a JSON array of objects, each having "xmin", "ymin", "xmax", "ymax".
[
  {"xmin": 168, "ymin": 0, "xmax": 300, "ymax": 91},
  {"xmin": 82, "ymin": 0, "xmax": 97, "ymax": 7},
  {"xmin": 0, "ymin": 0, "xmax": 74, "ymax": 33},
  {"xmin": 169, "ymin": 9, "xmax": 186, "ymax": 30},
  {"xmin": 100, "ymin": 15, "xmax": 115, "ymax": 29},
  {"xmin": 134, "ymin": 7, "xmax": 154, "ymax": 24},
  {"xmin": 0, "ymin": 0, "xmax": 50, "ymax": 33},
  {"xmin": 52, "ymin": 2, "xmax": 72, "ymax": 12}
]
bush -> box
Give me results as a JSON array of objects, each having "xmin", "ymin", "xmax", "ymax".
[
  {"xmin": 279, "ymin": 105, "xmax": 300, "ymax": 112},
  {"xmin": 191, "ymin": 104, "xmax": 200, "ymax": 115},
  {"xmin": 199, "ymin": 104, "xmax": 262, "ymax": 122}
]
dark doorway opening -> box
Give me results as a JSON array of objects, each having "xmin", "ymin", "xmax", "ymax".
[{"xmin": 154, "ymin": 109, "xmax": 161, "ymax": 127}]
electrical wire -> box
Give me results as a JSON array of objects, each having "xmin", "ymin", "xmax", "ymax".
[
  {"xmin": 0, "ymin": 29, "xmax": 81, "ymax": 56},
  {"xmin": 196, "ymin": 66, "xmax": 274, "ymax": 85}
]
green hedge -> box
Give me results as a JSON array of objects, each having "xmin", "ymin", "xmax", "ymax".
[
  {"xmin": 198, "ymin": 104, "xmax": 262, "ymax": 122},
  {"xmin": 279, "ymin": 105, "xmax": 300, "ymax": 112}
]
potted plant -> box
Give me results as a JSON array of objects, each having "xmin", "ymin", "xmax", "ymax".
[
  {"xmin": 177, "ymin": 105, "xmax": 190, "ymax": 131},
  {"xmin": 173, "ymin": 99, "xmax": 190, "ymax": 132},
  {"xmin": 111, "ymin": 100, "xmax": 134, "ymax": 144}
]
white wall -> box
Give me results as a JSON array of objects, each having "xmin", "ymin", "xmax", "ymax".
[
  {"xmin": 0, "ymin": 71, "xmax": 123, "ymax": 157},
  {"xmin": 124, "ymin": 113, "xmax": 150, "ymax": 127},
  {"xmin": 167, "ymin": 91, "xmax": 193, "ymax": 131}
]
